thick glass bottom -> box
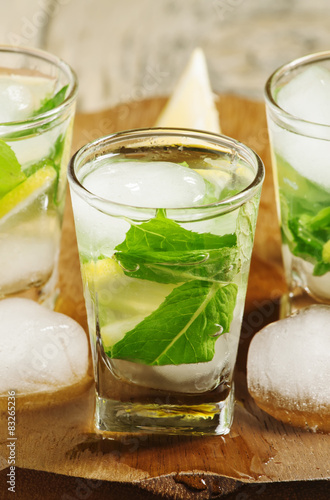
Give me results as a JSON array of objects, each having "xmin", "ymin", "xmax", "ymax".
[
  {"xmin": 280, "ymin": 288, "xmax": 330, "ymax": 318},
  {"xmin": 281, "ymin": 248, "xmax": 330, "ymax": 317},
  {"xmin": 94, "ymin": 384, "xmax": 235, "ymax": 436}
]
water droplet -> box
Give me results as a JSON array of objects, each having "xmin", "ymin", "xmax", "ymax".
[
  {"xmin": 211, "ymin": 324, "xmax": 224, "ymax": 337},
  {"xmin": 117, "ymin": 260, "xmax": 140, "ymax": 273}
]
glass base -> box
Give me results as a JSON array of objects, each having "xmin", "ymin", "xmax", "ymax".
[
  {"xmin": 95, "ymin": 384, "xmax": 235, "ymax": 436},
  {"xmin": 280, "ymin": 288, "xmax": 329, "ymax": 318}
]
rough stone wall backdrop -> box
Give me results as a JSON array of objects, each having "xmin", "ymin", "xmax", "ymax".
[{"xmin": 0, "ymin": 0, "xmax": 330, "ymax": 112}]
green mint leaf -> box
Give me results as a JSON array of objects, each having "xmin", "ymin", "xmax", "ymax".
[
  {"xmin": 307, "ymin": 206, "xmax": 330, "ymax": 231},
  {"xmin": 275, "ymin": 155, "xmax": 330, "ymax": 276},
  {"xmin": 289, "ymin": 216, "xmax": 323, "ymax": 259},
  {"xmin": 202, "ymin": 178, "xmax": 219, "ymax": 204},
  {"xmin": 33, "ymin": 84, "xmax": 68, "ymax": 116},
  {"xmin": 276, "ymin": 154, "xmax": 330, "ymax": 212},
  {"xmin": 0, "ymin": 140, "xmax": 26, "ymax": 198},
  {"xmin": 288, "ymin": 213, "xmax": 330, "ymax": 276},
  {"xmin": 313, "ymin": 260, "xmax": 330, "ymax": 276},
  {"xmin": 114, "ymin": 215, "xmax": 240, "ymax": 284},
  {"xmin": 106, "ymin": 281, "xmax": 238, "ymax": 365}
]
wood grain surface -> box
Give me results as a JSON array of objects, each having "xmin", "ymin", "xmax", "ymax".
[{"xmin": 0, "ymin": 95, "xmax": 329, "ymax": 500}]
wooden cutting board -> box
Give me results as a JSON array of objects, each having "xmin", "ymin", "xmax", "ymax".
[{"xmin": 0, "ymin": 95, "xmax": 329, "ymax": 500}]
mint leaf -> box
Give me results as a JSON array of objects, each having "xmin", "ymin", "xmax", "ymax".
[
  {"xmin": 308, "ymin": 207, "xmax": 330, "ymax": 231},
  {"xmin": 275, "ymin": 154, "xmax": 330, "ymax": 276},
  {"xmin": 106, "ymin": 281, "xmax": 238, "ymax": 365},
  {"xmin": 287, "ymin": 210, "xmax": 330, "ymax": 276},
  {"xmin": 313, "ymin": 260, "xmax": 330, "ymax": 276},
  {"xmin": 0, "ymin": 140, "xmax": 26, "ymax": 198},
  {"xmin": 276, "ymin": 154, "xmax": 330, "ymax": 211},
  {"xmin": 114, "ymin": 214, "xmax": 240, "ymax": 284},
  {"xmin": 33, "ymin": 84, "xmax": 68, "ymax": 116}
]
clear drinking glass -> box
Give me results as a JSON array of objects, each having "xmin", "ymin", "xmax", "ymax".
[
  {"xmin": 68, "ymin": 128, "xmax": 264, "ymax": 435},
  {"xmin": 265, "ymin": 52, "xmax": 330, "ymax": 316},
  {"xmin": 0, "ymin": 45, "xmax": 78, "ymax": 307}
]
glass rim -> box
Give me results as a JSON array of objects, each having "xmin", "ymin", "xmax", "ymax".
[
  {"xmin": 264, "ymin": 50, "xmax": 330, "ymax": 130},
  {"xmin": 0, "ymin": 44, "xmax": 78, "ymax": 128},
  {"xmin": 68, "ymin": 127, "xmax": 264, "ymax": 217}
]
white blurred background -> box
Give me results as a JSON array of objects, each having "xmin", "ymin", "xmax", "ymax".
[{"xmin": 1, "ymin": 0, "xmax": 330, "ymax": 112}]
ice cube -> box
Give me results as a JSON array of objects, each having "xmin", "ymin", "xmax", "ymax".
[
  {"xmin": 277, "ymin": 66, "xmax": 330, "ymax": 125},
  {"xmin": 0, "ymin": 74, "xmax": 55, "ymax": 123},
  {"xmin": 70, "ymin": 189, "xmax": 130, "ymax": 257},
  {"xmin": 82, "ymin": 161, "xmax": 206, "ymax": 208},
  {"xmin": 272, "ymin": 65, "xmax": 330, "ymax": 189},
  {"xmin": 108, "ymin": 331, "xmax": 229, "ymax": 394},
  {"xmin": 100, "ymin": 298, "xmax": 246, "ymax": 394},
  {"xmin": 0, "ymin": 298, "xmax": 89, "ymax": 397},
  {"xmin": 7, "ymin": 126, "xmax": 63, "ymax": 169},
  {"xmin": 0, "ymin": 79, "xmax": 32, "ymax": 122},
  {"xmin": 0, "ymin": 214, "xmax": 60, "ymax": 296},
  {"xmin": 0, "ymin": 233, "xmax": 57, "ymax": 295},
  {"xmin": 269, "ymin": 121, "xmax": 330, "ymax": 189},
  {"xmin": 247, "ymin": 305, "xmax": 330, "ymax": 430}
]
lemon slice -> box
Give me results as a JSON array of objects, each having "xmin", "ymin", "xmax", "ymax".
[
  {"xmin": 155, "ymin": 48, "xmax": 221, "ymax": 133},
  {"xmin": 81, "ymin": 258, "xmax": 124, "ymax": 287},
  {"xmin": 82, "ymin": 257, "xmax": 174, "ymax": 318},
  {"xmin": 101, "ymin": 316, "xmax": 145, "ymax": 348},
  {"xmin": 0, "ymin": 165, "xmax": 57, "ymax": 220}
]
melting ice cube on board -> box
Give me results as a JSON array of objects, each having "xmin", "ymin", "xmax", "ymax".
[
  {"xmin": 0, "ymin": 298, "xmax": 89, "ymax": 399},
  {"xmin": 247, "ymin": 305, "xmax": 330, "ymax": 431}
]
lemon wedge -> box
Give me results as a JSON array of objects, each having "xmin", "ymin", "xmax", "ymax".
[
  {"xmin": 82, "ymin": 257, "xmax": 173, "ymax": 316},
  {"xmin": 155, "ymin": 48, "xmax": 221, "ymax": 133},
  {"xmin": 101, "ymin": 316, "xmax": 145, "ymax": 348},
  {"xmin": 81, "ymin": 258, "xmax": 124, "ymax": 287},
  {"xmin": 0, "ymin": 165, "xmax": 57, "ymax": 220}
]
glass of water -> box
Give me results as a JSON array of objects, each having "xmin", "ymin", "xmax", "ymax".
[
  {"xmin": 68, "ymin": 128, "xmax": 264, "ymax": 435},
  {"xmin": 0, "ymin": 45, "xmax": 77, "ymax": 307},
  {"xmin": 265, "ymin": 51, "xmax": 330, "ymax": 315}
]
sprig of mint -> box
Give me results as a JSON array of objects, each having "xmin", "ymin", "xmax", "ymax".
[
  {"xmin": 106, "ymin": 281, "xmax": 238, "ymax": 365},
  {"xmin": 287, "ymin": 212, "xmax": 330, "ymax": 276},
  {"xmin": 0, "ymin": 140, "xmax": 26, "ymax": 199},
  {"xmin": 33, "ymin": 84, "xmax": 68, "ymax": 116},
  {"xmin": 114, "ymin": 211, "xmax": 240, "ymax": 284},
  {"xmin": 276, "ymin": 154, "xmax": 330, "ymax": 276}
]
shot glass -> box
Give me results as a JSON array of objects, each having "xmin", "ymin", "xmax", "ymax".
[
  {"xmin": 265, "ymin": 52, "xmax": 330, "ymax": 316},
  {"xmin": 68, "ymin": 128, "xmax": 264, "ymax": 435},
  {"xmin": 0, "ymin": 45, "xmax": 78, "ymax": 307}
]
